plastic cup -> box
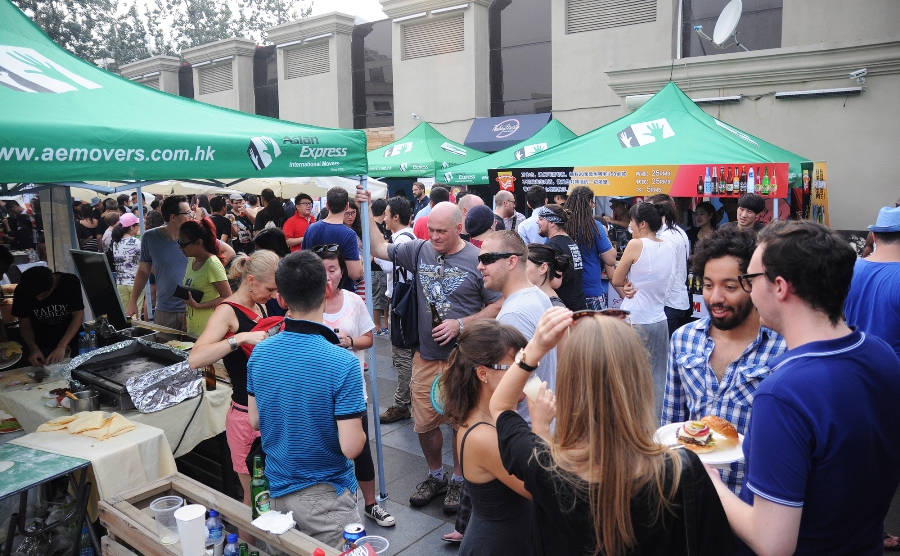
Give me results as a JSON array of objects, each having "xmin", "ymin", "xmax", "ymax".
[
  {"xmin": 173, "ymin": 504, "xmax": 207, "ymax": 556},
  {"xmin": 149, "ymin": 496, "xmax": 183, "ymax": 545},
  {"xmin": 355, "ymin": 536, "xmax": 389, "ymax": 554},
  {"xmin": 522, "ymin": 373, "xmax": 543, "ymax": 402}
]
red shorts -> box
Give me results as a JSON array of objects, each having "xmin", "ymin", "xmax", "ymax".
[{"xmin": 225, "ymin": 401, "xmax": 260, "ymax": 475}]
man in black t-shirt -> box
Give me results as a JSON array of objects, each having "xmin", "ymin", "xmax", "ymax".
[
  {"xmin": 209, "ymin": 196, "xmax": 233, "ymax": 244},
  {"xmin": 537, "ymin": 205, "xmax": 586, "ymax": 310},
  {"xmin": 229, "ymin": 193, "xmax": 255, "ymax": 254},
  {"xmin": 12, "ymin": 266, "xmax": 84, "ymax": 365}
]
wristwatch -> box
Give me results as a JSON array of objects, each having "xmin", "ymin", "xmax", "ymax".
[
  {"xmin": 227, "ymin": 336, "xmax": 239, "ymax": 351},
  {"xmin": 514, "ymin": 348, "xmax": 539, "ymax": 372},
  {"xmin": 456, "ymin": 318, "xmax": 465, "ymax": 334}
]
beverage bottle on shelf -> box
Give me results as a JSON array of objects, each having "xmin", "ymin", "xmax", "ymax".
[
  {"xmin": 761, "ymin": 167, "xmax": 770, "ymax": 195},
  {"xmin": 725, "ymin": 167, "xmax": 735, "ymax": 195},
  {"xmin": 711, "ymin": 166, "xmax": 718, "ymax": 195},
  {"xmin": 79, "ymin": 527, "xmax": 94, "ymax": 556},
  {"xmin": 719, "ymin": 166, "xmax": 726, "ymax": 194},
  {"xmin": 697, "ymin": 175, "xmax": 704, "ymax": 195},
  {"xmin": 250, "ymin": 455, "xmax": 271, "ymax": 520},
  {"xmin": 206, "ymin": 509, "xmax": 225, "ymax": 542},
  {"xmin": 732, "ymin": 167, "xmax": 740, "ymax": 195},
  {"xmin": 770, "ymin": 169, "xmax": 778, "ymax": 195},
  {"xmin": 739, "ymin": 166, "xmax": 747, "ymax": 195},
  {"xmin": 704, "ymin": 167, "xmax": 712, "ymax": 195},
  {"xmin": 747, "ymin": 166, "xmax": 755, "ymax": 194},
  {"xmin": 223, "ymin": 534, "xmax": 240, "ymax": 556}
]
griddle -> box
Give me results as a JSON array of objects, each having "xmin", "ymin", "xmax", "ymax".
[{"xmin": 70, "ymin": 340, "xmax": 187, "ymax": 410}]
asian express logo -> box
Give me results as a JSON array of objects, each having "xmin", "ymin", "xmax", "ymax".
[
  {"xmin": 400, "ymin": 162, "xmax": 430, "ymax": 172},
  {"xmin": 446, "ymin": 171, "xmax": 475, "ymax": 181},
  {"xmin": 493, "ymin": 119, "xmax": 520, "ymax": 139},
  {"xmin": 0, "ymin": 45, "xmax": 102, "ymax": 93}
]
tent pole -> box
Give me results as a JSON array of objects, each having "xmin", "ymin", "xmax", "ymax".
[
  {"xmin": 360, "ymin": 174, "xmax": 388, "ymax": 504},
  {"xmin": 773, "ymin": 196, "xmax": 779, "ymax": 221},
  {"xmin": 136, "ymin": 185, "xmax": 153, "ymax": 321}
]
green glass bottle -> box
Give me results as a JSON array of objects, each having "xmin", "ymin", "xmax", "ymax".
[
  {"xmin": 250, "ymin": 552, "xmax": 260, "ymax": 556},
  {"xmin": 238, "ymin": 543, "xmax": 250, "ymax": 556},
  {"xmin": 250, "ymin": 455, "xmax": 271, "ymax": 519}
]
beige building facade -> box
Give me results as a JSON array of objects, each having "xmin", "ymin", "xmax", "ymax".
[{"xmin": 182, "ymin": 38, "xmax": 257, "ymax": 114}]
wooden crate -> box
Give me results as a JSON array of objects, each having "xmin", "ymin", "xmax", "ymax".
[{"xmin": 99, "ymin": 473, "xmax": 341, "ymax": 556}]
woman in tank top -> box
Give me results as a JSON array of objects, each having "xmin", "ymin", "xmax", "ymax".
[
  {"xmin": 188, "ymin": 250, "xmax": 280, "ymax": 541},
  {"xmin": 611, "ymin": 202, "xmax": 674, "ymax": 417},
  {"xmin": 441, "ymin": 320, "xmax": 534, "ymax": 556}
]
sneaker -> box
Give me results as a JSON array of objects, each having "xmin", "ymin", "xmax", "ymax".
[
  {"xmin": 443, "ymin": 479, "xmax": 463, "ymax": 515},
  {"xmin": 365, "ymin": 504, "xmax": 396, "ymax": 527},
  {"xmin": 379, "ymin": 405, "xmax": 411, "ymax": 424},
  {"xmin": 409, "ymin": 474, "xmax": 448, "ymax": 507},
  {"xmin": 375, "ymin": 328, "xmax": 389, "ymax": 336}
]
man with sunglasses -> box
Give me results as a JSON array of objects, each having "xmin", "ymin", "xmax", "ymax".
[
  {"xmin": 707, "ymin": 221, "xmax": 900, "ymax": 556},
  {"xmin": 283, "ymin": 194, "xmax": 316, "ymax": 253},
  {"xmin": 126, "ymin": 195, "xmax": 192, "ymax": 329},
  {"xmin": 478, "ymin": 230, "xmax": 556, "ymax": 413},
  {"xmin": 661, "ymin": 227, "xmax": 786, "ymax": 494},
  {"xmin": 494, "ymin": 190, "xmax": 525, "ymax": 233},
  {"xmin": 357, "ymin": 187, "xmax": 503, "ymax": 515}
]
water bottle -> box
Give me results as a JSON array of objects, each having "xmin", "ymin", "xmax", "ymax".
[
  {"xmin": 223, "ymin": 533, "xmax": 240, "ymax": 556},
  {"xmin": 79, "ymin": 527, "xmax": 94, "ymax": 556},
  {"xmin": 88, "ymin": 330, "xmax": 98, "ymax": 351},
  {"xmin": 206, "ymin": 509, "xmax": 225, "ymax": 542},
  {"xmin": 78, "ymin": 332, "xmax": 88, "ymax": 355}
]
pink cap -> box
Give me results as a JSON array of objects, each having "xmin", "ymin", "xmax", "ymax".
[{"xmin": 119, "ymin": 213, "xmax": 139, "ymax": 228}]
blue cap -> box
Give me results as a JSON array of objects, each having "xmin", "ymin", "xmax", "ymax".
[
  {"xmin": 227, "ymin": 533, "xmax": 238, "ymax": 543},
  {"xmin": 209, "ymin": 509, "xmax": 219, "ymax": 517}
]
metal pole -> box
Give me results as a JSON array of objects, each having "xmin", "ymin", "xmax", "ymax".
[
  {"xmin": 359, "ymin": 175, "xmax": 388, "ymax": 503},
  {"xmin": 136, "ymin": 186, "xmax": 153, "ymax": 320}
]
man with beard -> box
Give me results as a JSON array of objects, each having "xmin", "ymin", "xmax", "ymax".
[{"xmin": 661, "ymin": 227, "xmax": 786, "ymax": 494}]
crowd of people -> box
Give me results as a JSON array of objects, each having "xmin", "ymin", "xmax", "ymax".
[{"xmin": 44, "ymin": 181, "xmax": 900, "ymax": 554}]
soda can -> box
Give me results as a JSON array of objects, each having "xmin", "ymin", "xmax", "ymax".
[{"xmin": 343, "ymin": 524, "xmax": 366, "ymax": 550}]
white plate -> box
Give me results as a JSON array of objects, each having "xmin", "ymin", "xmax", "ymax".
[{"xmin": 655, "ymin": 422, "xmax": 744, "ymax": 466}]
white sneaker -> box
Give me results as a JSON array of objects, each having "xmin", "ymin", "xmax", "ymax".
[{"xmin": 364, "ymin": 504, "xmax": 396, "ymax": 527}]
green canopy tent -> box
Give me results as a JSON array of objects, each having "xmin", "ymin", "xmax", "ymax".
[
  {"xmin": 367, "ymin": 122, "xmax": 487, "ymax": 179},
  {"xmin": 442, "ymin": 119, "xmax": 576, "ymax": 186},
  {"xmin": 498, "ymin": 82, "xmax": 811, "ymax": 210}
]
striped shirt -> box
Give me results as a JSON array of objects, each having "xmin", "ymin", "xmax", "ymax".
[
  {"xmin": 247, "ymin": 318, "xmax": 366, "ymax": 498},
  {"xmin": 661, "ymin": 318, "xmax": 787, "ymax": 493}
]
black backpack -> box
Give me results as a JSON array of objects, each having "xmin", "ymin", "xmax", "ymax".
[{"xmin": 390, "ymin": 236, "xmax": 424, "ymax": 349}]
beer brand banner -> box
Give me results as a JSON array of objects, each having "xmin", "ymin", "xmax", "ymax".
[
  {"xmin": 810, "ymin": 161, "xmax": 829, "ymax": 226},
  {"xmin": 489, "ymin": 162, "xmax": 790, "ymax": 198}
]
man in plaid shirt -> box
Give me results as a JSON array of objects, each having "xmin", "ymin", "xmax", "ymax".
[{"xmin": 661, "ymin": 227, "xmax": 786, "ymax": 494}]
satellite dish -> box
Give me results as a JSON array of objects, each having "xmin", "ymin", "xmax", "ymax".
[
  {"xmin": 694, "ymin": 0, "xmax": 749, "ymax": 52},
  {"xmin": 713, "ymin": 0, "xmax": 742, "ymax": 45}
]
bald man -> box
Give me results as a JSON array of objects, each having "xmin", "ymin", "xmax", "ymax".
[
  {"xmin": 494, "ymin": 190, "xmax": 525, "ymax": 232},
  {"xmin": 358, "ymin": 188, "xmax": 503, "ymax": 515},
  {"xmin": 457, "ymin": 193, "xmax": 484, "ymax": 241}
]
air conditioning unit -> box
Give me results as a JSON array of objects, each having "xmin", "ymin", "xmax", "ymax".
[
  {"xmin": 692, "ymin": 95, "xmax": 743, "ymax": 105},
  {"xmin": 774, "ymin": 87, "xmax": 864, "ymax": 100}
]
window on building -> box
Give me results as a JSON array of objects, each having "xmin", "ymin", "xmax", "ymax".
[
  {"xmin": 352, "ymin": 19, "xmax": 394, "ymax": 129},
  {"xmin": 254, "ymin": 45, "xmax": 278, "ymax": 118},
  {"xmin": 489, "ymin": 0, "xmax": 552, "ymax": 117},
  {"xmin": 681, "ymin": 0, "xmax": 782, "ymax": 58}
]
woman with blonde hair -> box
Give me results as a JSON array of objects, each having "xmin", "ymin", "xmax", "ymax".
[
  {"xmin": 441, "ymin": 320, "xmax": 535, "ymax": 554},
  {"xmin": 188, "ymin": 249, "xmax": 280, "ymax": 541},
  {"xmin": 491, "ymin": 307, "xmax": 734, "ymax": 556}
]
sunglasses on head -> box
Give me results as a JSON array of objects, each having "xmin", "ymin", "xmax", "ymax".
[
  {"xmin": 312, "ymin": 244, "xmax": 341, "ymax": 253},
  {"xmin": 572, "ymin": 309, "xmax": 631, "ymax": 322},
  {"xmin": 477, "ymin": 252, "xmax": 523, "ymax": 265}
]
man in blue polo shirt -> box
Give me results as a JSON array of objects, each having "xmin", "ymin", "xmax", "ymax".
[
  {"xmin": 302, "ymin": 187, "xmax": 363, "ymax": 284},
  {"xmin": 706, "ymin": 220, "xmax": 900, "ymax": 555},
  {"xmin": 247, "ymin": 251, "xmax": 366, "ymax": 548}
]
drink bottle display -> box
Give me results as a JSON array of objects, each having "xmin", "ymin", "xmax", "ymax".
[
  {"xmin": 725, "ymin": 167, "xmax": 734, "ymax": 195},
  {"xmin": 732, "ymin": 167, "xmax": 740, "ymax": 195},
  {"xmin": 704, "ymin": 167, "xmax": 712, "ymax": 195},
  {"xmin": 770, "ymin": 169, "xmax": 778, "ymax": 195},
  {"xmin": 747, "ymin": 166, "xmax": 755, "ymax": 194},
  {"xmin": 250, "ymin": 455, "xmax": 270, "ymax": 520},
  {"xmin": 697, "ymin": 175, "xmax": 704, "ymax": 195},
  {"xmin": 761, "ymin": 167, "xmax": 770, "ymax": 195},
  {"xmin": 719, "ymin": 166, "xmax": 726, "ymax": 194},
  {"xmin": 739, "ymin": 166, "xmax": 747, "ymax": 195},
  {"xmin": 803, "ymin": 169, "xmax": 810, "ymax": 193},
  {"xmin": 711, "ymin": 166, "xmax": 718, "ymax": 195}
]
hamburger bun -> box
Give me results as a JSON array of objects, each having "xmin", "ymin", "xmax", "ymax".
[
  {"xmin": 681, "ymin": 442, "xmax": 716, "ymax": 454},
  {"xmin": 702, "ymin": 415, "xmax": 739, "ymax": 449}
]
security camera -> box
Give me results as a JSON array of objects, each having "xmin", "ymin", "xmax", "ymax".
[
  {"xmin": 412, "ymin": 113, "xmax": 420, "ymax": 121},
  {"xmin": 849, "ymin": 68, "xmax": 867, "ymax": 79},
  {"xmin": 693, "ymin": 25, "xmax": 702, "ymax": 31}
]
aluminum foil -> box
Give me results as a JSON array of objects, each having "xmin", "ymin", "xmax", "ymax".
[{"xmin": 125, "ymin": 362, "xmax": 201, "ymax": 413}]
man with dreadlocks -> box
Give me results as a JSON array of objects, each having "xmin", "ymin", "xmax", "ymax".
[{"xmin": 564, "ymin": 186, "xmax": 619, "ymax": 310}]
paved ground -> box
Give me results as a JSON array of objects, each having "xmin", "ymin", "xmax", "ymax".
[{"xmin": 355, "ymin": 335, "xmax": 459, "ymax": 555}]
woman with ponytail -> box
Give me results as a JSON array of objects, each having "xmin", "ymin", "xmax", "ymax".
[
  {"xmin": 525, "ymin": 243, "xmax": 569, "ymax": 308},
  {"xmin": 441, "ymin": 320, "xmax": 534, "ymax": 556},
  {"xmin": 611, "ymin": 202, "xmax": 675, "ymax": 417},
  {"xmin": 188, "ymin": 250, "xmax": 280, "ymax": 541},
  {"xmin": 112, "ymin": 213, "xmax": 143, "ymax": 316},
  {"xmin": 179, "ymin": 218, "xmax": 231, "ymax": 335}
]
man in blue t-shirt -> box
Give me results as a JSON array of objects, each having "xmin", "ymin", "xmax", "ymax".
[
  {"xmin": 247, "ymin": 251, "xmax": 366, "ymax": 548},
  {"xmin": 301, "ymin": 187, "xmax": 363, "ymax": 284},
  {"xmin": 707, "ymin": 220, "xmax": 900, "ymax": 556},
  {"xmin": 845, "ymin": 205, "xmax": 900, "ymax": 361}
]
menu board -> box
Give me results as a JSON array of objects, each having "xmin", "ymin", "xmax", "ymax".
[{"xmin": 489, "ymin": 163, "xmax": 791, "ymax": 199}]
